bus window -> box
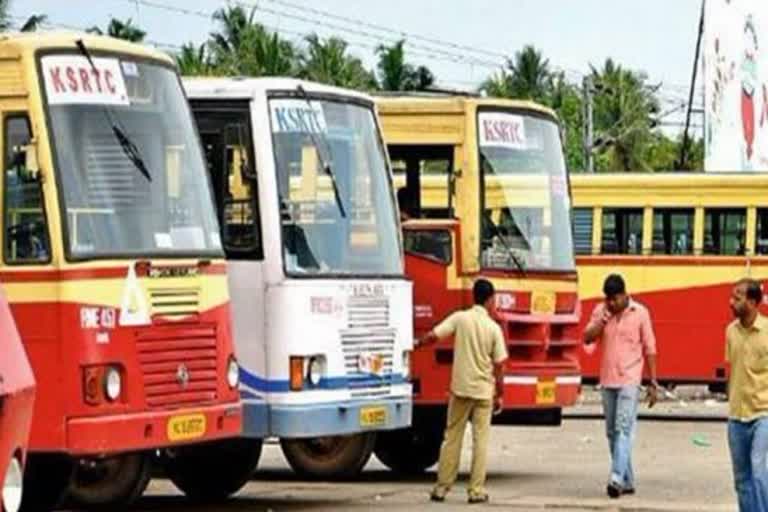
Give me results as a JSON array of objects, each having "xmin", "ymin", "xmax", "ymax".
[
  {"xmin": 756, "ymin": 209, "xmax": 768, "ymax": 255},
  {"xmin": 601, "ymin": 208, "xmax": 643, "ymax": 255},
  {"xmin": 404, "ymin": 229, "xmax": 452, "ymax": 264},
  {"xmin": 388, "ymin": 145, "xmax": 453, "ymax": 219},
  {"xmin": 652, "ymin": 208, "xmax": 694, "ymax": 255},
  {"xmin": 571, "ymin": 208, "xmax": 593, "ymax": 255},
  {"xmin": 4, "ymin": 115, "xmax": 50, "ymax": 263},
  {"xmin": 704, "ymin": 208, "xmax": 746, "ymax": 256}
]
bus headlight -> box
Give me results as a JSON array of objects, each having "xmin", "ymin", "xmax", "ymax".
[
  {"xmin": 2, "ymin": 456, "xmax": 23, "ymax": 512},
  {"xmin": 403, "ymin": 351, "xmax": 411, "ymax": 380},
  {"xmin": 307, "ymin": 357, "xmax": 323, "ymax": 387},
  {"xmin": 104, "ymin": 367, "xmax": 122, "ymax": 402},
  {"xmin": 227, "ymin": 357, "xmax": 240, "ymax": 389}
]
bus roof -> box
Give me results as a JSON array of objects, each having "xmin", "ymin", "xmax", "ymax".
[
  {"xmin": 375, "ymin": 94, "xmax": 558, "ymax": 120},
  {"xmin": 182, "ymin": 77, "xmax": 376, "ymax": 104},
  {"xmin": 571, "ymin": 172, "xmax": 768, "ymax": 188},
  {"xmin": 0, "ymin": 31, "xmax": 173, "ymax": 65},
  {"xmin": 570, "ymin": 172, "xmax": 768, "ymax": 207}
]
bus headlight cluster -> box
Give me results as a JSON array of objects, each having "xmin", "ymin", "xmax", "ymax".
[
  {"xmin": 104, "ymin": 367, "xmax": 122, "ymax": 402},
  {"xmin": 307, "ymin": 357, "xmax": 323, "ymax": 387},
  {"xmin": 227, "ymin": 357, "xmax": 240, "ymax": 389},
  {"xmin": 2, "ymin": 456, "xmax": 23, "ymax": 512}
]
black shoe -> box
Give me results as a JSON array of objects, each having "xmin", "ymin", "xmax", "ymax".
[
  {"xmin": 606, "ymin": 482, "xmax": 622, "ymax": 499},
  {"xmin": 622, "ymin": 487, "xmax": 635, "ymax": 495},
  {"xmin": 468, "ymin": 494, "xmax": 489, "ymax": 504},
  {"xmin": 430, "ymin": 492, "xmax": 445, "ymax": 503}
]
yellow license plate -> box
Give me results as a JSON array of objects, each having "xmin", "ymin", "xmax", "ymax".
[
  {"xmin": 360, "ymin": 406, "xmax": 387, "ymax": 428},
  {"xmin": 167, "ymin": 413, "xmax": 207, "ymax": 442},
  {"xmin": 536, "ymin": 380, "xmax": 557, "ymax": 405},
  {"xmin": 531, "ymin": 291, "xmax": 556, "ymax": 315}
]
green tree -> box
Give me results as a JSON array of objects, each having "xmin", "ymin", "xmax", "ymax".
[
  {"xmin": 209, "ymin": 6, "xmax": 296, "ymax": 76},
  {"xmin": 506, "ymin": 45, "xmax": 553, "ymax": 103},
  {"xmin": 376, "ymin": 40, "xmax": 435, "ymax": 91},
  {"xmin": 176, "ymin": 42, "xmax": 218, "ymax": 76},
  {"xmin": 0, "ymin": 1, "xmax": 46, "ymax": 32},
  {"xmin": 589, "ymin": 58, "xmax": 660, "ymax": 172},
  {"xmin": 87, "ymin": 18, "xmax": 146, "ymax": 42},
  {"xmin": 300, "ymin": 34, "xmax": 376, "ymax": 90}
]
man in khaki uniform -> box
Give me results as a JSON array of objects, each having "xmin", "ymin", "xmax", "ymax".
[
  {"xmin": 726, "ymin": 278, "xmax": 768, "ymax": 512},
  {"xmin": 418, "ymin": 279, "xmax": 507, "ymax": 504}
]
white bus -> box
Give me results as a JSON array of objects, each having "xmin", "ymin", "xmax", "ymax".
[{"xmin": 182, "ymin": 78, "xmax": 413, "ymax": 481}]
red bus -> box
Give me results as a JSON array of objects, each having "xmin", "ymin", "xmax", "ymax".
[
  {"xmin": 2, "ymin": 33, "xmax": 241, "ymax": 510},
  {"xmin": 374, "ymin": 95, "xmax": 581, "ymax": 473}
]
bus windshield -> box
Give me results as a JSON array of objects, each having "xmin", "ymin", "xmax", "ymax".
[
  {"xmin": 41, "ymin": 54, "xmax": 222, "ymax": 259},
  {"xmin": 478, "ymin": 110, "xmax": 575, "ymax": 272},
  {"xmin": 270, "ymin": 96, "xmax": 401, "ymax": 276}
]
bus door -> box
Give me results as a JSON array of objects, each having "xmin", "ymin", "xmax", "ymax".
[{"xmin": 190, "ymin": 100, "xmax": 267, "ymax": 435}]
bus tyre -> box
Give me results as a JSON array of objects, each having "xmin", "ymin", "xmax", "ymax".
[
  {"xmin": 19, "ymin": 454, "xmax": 73, "ymax": 512},
  {"xmin": 162, "ymin": 438, "xmax": 263, "ymax": 502},
  {"xmin": 66, "ymin": 452, "xmax": 151, "ymax": 509},
  {"xmin": 280, "ymin": 433, "xmax": 376, "ymax": 480},
  {"xmin": 374, "ymin": 427, "xmax": 442, "ymax": 474}
]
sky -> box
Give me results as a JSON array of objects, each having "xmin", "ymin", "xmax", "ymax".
[{"xmin": 15, "ymin": 0, "xmax": 705, "ymax": 129}]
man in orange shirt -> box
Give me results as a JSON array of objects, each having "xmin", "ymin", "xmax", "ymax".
[{"xmin": 584, "ymin": 274, "xmax": 659, "ymax": 499}]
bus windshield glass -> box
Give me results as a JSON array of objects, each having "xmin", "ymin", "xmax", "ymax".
[
  {"xmin": 41, "ymin": 54, "xmax": 222, "ymax": 259},
  {"xmin": 478, "ymin": 110, "xmax": 575, "ymax": 272},
  {"xmin": 270, "ymin": 96, "xmax": 401, "ymax": 276}
]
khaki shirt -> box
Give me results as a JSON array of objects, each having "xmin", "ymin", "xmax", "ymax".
[
  {"xmin": 726, "ymin": 315, "xmax": 768, "ymax": 421},
  {"xmin": 433, "ymin": 305, "xmax": 508, "ymax": 400}
]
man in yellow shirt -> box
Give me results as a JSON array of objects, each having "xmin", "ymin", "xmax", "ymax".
[
  {"xmin": 726, "ymin": 278, "xmax": 768, "ymax": 512},
  {"xmin": 418, "ymin": 279, "xmax": 508, "ymax": 504}
]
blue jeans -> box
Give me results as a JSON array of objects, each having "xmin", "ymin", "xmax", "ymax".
[
  {"xmin": 602, "ymin": 386, "xmax": 640, "ymax": 488},
  {"xmin": 728, "ymin": 417, "xmax": 768, "ymax": 512}
]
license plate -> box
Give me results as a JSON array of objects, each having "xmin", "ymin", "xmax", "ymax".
[
  {"xmin": 360, "ymin": 406, "xmax": 387, "ymax": 427},
  {"xmin": 531, "ymin": 291, "xmax": 556, "ymax": 315},
  {"xmin": 167, "ymin": 413, "xmax": 207, "ymax": 442},
  {"xmin": 536, "ymin": 380, "xmax": 557, "ymax": 405}
]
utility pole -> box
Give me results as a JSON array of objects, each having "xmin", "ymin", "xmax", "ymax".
[
  {"xmin": 582, "ymin": 76, "xmax": 595, "ymax": 172},
  {"xmin": 677, "ymin": 0, "xmax": 705, "ymax": 170}
]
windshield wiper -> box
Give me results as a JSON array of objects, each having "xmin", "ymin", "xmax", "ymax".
[
  {"xmin": 485, "ymin": 216, "xmax": 527, "ymax": 275},
  {"xmin": 75, "ymin": 39, "xmax": 152, "ymax": 182},
  {"xmin": 295, "ymin": 85, "xmax": 345, "ymax": 218}
]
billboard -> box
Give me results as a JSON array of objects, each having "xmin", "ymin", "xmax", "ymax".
[{"xmin": 704, "ymin": 0, "xmax": 768, "ymax": 171}]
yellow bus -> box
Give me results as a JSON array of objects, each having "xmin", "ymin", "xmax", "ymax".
[
  {"xmin": 0, "ymin": 32, "xmax": 242, "ymax": 509},
  {"xmin": 374, "ymin": 94, "xmax": 581, "ymax": 474},
  {"xmin": 570, "ymin": 172, "xmax": 768, "ymax": 389}
]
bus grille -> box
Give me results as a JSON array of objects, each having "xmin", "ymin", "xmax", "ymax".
[
  {"xmin": 341, "ymin": 329, "xmax": 396, "ymax": 399},
  {"xmin": 136, "ymin": 324, "xmax": 219, "ymax": 409},
  {"xmin": 148, "ymin": 287, "xmax": 200, "ymax": 321},
  {"xmin": 347, "ymin": 296, "xmax": 389, "ymax": 329}
]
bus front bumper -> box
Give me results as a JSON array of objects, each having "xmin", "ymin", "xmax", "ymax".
[
  {"xmin": 66, "ymin": 401, "xmax": 242, "ymax": 456},
  {"xmin": 243, "ymin": 396, "xmax": 412, "ymax": 438}
]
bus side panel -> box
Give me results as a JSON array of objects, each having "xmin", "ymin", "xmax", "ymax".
[{"xmin": 228, "ymin": 260, "xmax": 269, "ymax": 438}]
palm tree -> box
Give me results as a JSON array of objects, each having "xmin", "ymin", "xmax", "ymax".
[
  {"xmin": 176, "ymin": 42, "xmax": 217, "ymax": 76},
  {"xmin": 87, "ymin": 18, "xmax": 146, "ymax": 42},
  {"xmin": 209, "ymin": 6, "xmax": 296, "ymax": 76},
  {"xmin": 590, "ymin": 58, "xmax": 660, "ymax": 172},
  {"xmin": 0, "ymin": 0, "xmax": 46, "ymax": 32},
  {"xmin": 506, "ymin": 45, "xmax": 552, "ymax": 103},
  {"xmin": 20, "ymin": 14, "xmax": 46, "ymax": 32},
  {"xmin": 301, "ymin": 34, "xmax": 375, "ymax": 90},
  {"xmin": 376, "ymin": 40, "xmax": 435, "ymax": 91},
  {"xmin": 480, "ymin": 70, "xmax": 512, "ymax": 98}
]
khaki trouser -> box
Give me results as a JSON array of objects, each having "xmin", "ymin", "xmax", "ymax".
[{"xmin": 433, "ymin": 393, "xmax": 493, "ymax": 498}]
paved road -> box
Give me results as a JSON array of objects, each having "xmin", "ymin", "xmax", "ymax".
[{"xmin": 117, "ymin": 417, "xmax": 736, "ymax": 512}]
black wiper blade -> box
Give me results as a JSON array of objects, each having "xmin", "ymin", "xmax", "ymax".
[
  {"xmin": 295, "ymin": 85, "xmax": 346, "ymax": 218},
  {"xmin": 486, "ymin": 216, "xmax": 526, "ymax": 275},
  {"xmin": 112, "ymin": 125, "xmax": 152, "ymax": 182},
  {"xmin": 75, "ymin": 38, "xmax": 152, "ymax": 183}
]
